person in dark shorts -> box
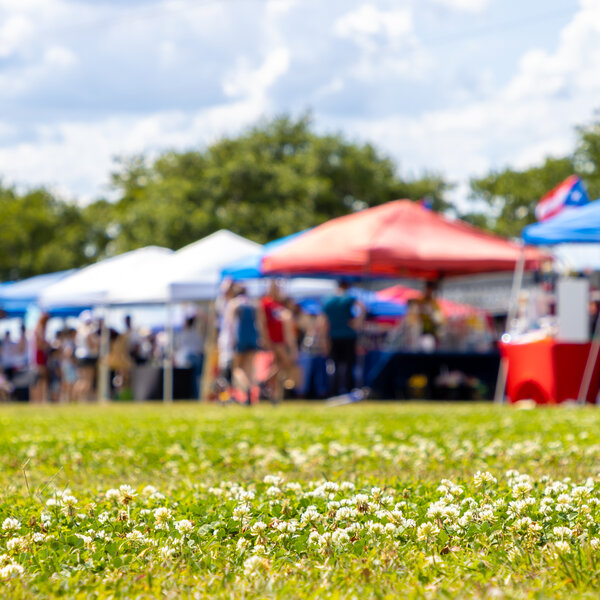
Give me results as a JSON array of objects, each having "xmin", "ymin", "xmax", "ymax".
[
  {"xmin": 230, "ymin": 285, "xmax": 261, "ymax": 405},
  {"xmin": 321, "ymin": 281, "xmax": 365, "ymax": 395}
]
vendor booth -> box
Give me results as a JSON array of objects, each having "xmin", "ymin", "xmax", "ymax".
[
  {"xmin": 261, "ymin": 200, "xmax": 541, "ymax": 399},
  {"xmin": 499, "ymin": 200, "xmax": 600, "ymax": 404}
]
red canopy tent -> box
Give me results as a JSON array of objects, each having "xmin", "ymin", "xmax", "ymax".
[
  {"xmin": 262, "ymin": 200, "xmax": 542, "ymax": 279},
  {"xmin": 377, "ymin": 284, "xmax": 485, "ymax": 318}
]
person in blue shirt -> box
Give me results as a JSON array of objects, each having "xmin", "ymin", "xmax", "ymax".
[{"xmin": 320, "ymin": 281, "xmax": 365, "ymax": 395}]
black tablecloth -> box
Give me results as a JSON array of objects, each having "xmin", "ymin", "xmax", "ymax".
[
  {"xmin": 131, "ymin": 366, "xmax": 195, "ymax": 401},
  {"xmin": 363, "ymin": 350, "xmax": 501, "ymax": 400}
]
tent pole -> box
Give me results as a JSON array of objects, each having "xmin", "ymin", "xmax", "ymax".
[
  {"xmin": 494, "ymin": 244, "xmax": 526, "ymax": 404},
  {"xmin": 163, "ymin": 302, "xmax": 174, "ymax": 403},
  {"xmin": 97, "ymin": 304, "xmax": 110, "ymax": 404},
  {"xmin": 200, "ymin": 300, "xmax": 217, "ymax": 402},
  {"xmin": 577, "ymin": 307, "xmax": 600, "ymax": 405}
]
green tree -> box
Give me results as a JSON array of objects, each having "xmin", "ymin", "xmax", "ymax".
[
  {"xmin": 574, "ymin": 112, "xmax": 600, "ymax": 200},
  {"xmin": 108, "ymin": 114, "xmax": 451, "ymax": 251},
  {"xmin": 0, "ymin": 185, "xmax": 99, "ymax": 280},
  {"xmin": 464, "ymin": 157, "xmax": 575, "ymax": 237}
]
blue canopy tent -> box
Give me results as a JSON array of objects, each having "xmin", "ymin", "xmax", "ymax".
[
  {"xmin": 222, "ymin": 231, "xmax": 306, "ymax": 280},
  {"xmin": 523, "ymin": 200, "xmax": 600, "ymax": 245},
  {"xmin": 0, "ymin": 270, "xmax": 80, "ymax": 318},
  {"xmin": 521, "ymin": 200, "xmax": 600, "ymax": 404}
]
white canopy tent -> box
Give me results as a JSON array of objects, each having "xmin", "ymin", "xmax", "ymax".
[
  {"xmin": 106, "ymin": 230, "xmax": 262, "ymax": 305},
  {"xmin": 39, "ymin": 246, "xmax": 174, "ymax": 311},
  {"xmin": 552, "ymin": 243, "xmax": 600, "ymax": 273}
]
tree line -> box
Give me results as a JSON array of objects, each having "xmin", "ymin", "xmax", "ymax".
[{"xmin": 2, "ymin": 112, "xmax": 600, "ymax": 281}]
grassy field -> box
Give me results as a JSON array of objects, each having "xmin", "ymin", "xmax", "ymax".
[{"xmin": 1, "ymin": 402, "xmax": 600, "ymax": 598}]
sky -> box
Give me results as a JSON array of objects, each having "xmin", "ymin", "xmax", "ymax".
[{"xmin": 0, "ymin": 0, "xmax": 598, "ymax": 206}]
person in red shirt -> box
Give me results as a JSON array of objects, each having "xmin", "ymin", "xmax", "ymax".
[{"xmin": 257, "ymin": 280, "xmax": 298, "ymax": 403}]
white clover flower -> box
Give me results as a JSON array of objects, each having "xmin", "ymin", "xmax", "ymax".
[
  {"xmin": 32, "ymin": 532, "xmax": 46, "ymax": 543},
  {"xmin": 0, "ymin": 562, "xmax": 24, "ymax": 578},
  {"xmin": 159, "ymin": 545, "xmax": 176, "ymax": 560},
  {"xmin": 512, "ymin": 481, "xmax": 533, "ymax": 498},
  {"xmin": 370, "ymin": 486, "xmax": 382, "ymax": 498},
  {"xmin": 45, "ymin": 498, "xmax": 58, "ymax": 508},
  {"xmin": 308, "ymin": 531, "xmax": 321, "ymax": 546},
  {"xmin": 105, "ymin": 489, "xmax": 120, "ymax": 501},
  {"xmin": 275, "ymin": 520, "xmax": 297, "ymax": 534},
  {"xmin": 126, "ymin": 530, "xmax": 147, "ymax": 543},
  {"xmin": 427, "ymin": 501, "xmax": 446, "ymax": 519},
  {"xmin": 507, "ymin": 500, "xmax": 527, "ymax": 517},
  {"xmin": 479, "ymin": 507, "xmax": 496, "ymax": 522},
  {"xmin": 98, "ymin": 512, "xmax": 110, "ymax": 525},
  {"xmin": 6, "ymin": 537, "xmax": 26, "ymax": 552},
  {"xmin": 118, "ymin": 485, "xmax": 137, "ymax": 505},
  {"xmin": 332, "ymin": 529, "xmax": 350, "ymax": 547},
  {"xmin": 284, "ymin": 482, "xmax": 302, "ymax": 492},
  {"xmin": 141, "ymin": 485, "xmax": 158, "ymax": 497},
  {"xmin": 300, "ymin": 506, "xmax": 321, "ymax": 524},
  {"xmin": 354, "ymin": 494, "xmax": 370, "ymax": 512},
  {"xmin": 590, "ymin": 538, "xmax": 600, "ymax": 550},
  {"xmin": 263, "ymin": 475, "xmax": 284, "ymax": 486},
  {"xmin": 335, "ymin": 506, "xmax": 357, "ymax": 521},
  {"xmin": 232, "ymin": 504, "xmax": 251, "ymax": 521},
  {"xmin": 550, "ymin": 540, "xmax": 571, "ymax": 557},
  {"xmin": 250, "ymin": 521, "xmax": 267, "ymax": 535},
  {"xmin": 340, "ymin": 481, "xmax": 355, "ymax": 491},
  {"xmin": 390, "ymin": 510, "xmax": 404, "ymax": 523},
  {"xmin": 473, "ymin": 471, "xmax": 497, "ymax": 487},
  {"xmin": 153, "ymin": 507, "xmax": 172, "ymax": 530},
  {"xmin": 2, "ymin": 518, "xmax": 21, "ymax": 532},
  {"xmin": 236, "ymin": 537, "xmax": 251, "ymax": 553},
  {"xmin": 266, "ymin": 486, "xmax": 282, "ymax": 497},
  {"xmin": 553, "ymin": 526, "xmax": 572, "ymax": 539},
  {"xmin": 174, "ymin": 519, "xmax": 194, "ymax": 535},
  {"xmin": 417, "ymin": 521, "xmax": 440, "ymax": 542},
  {"xmin": 366, "ymin": 521, "xmax": 385, "ymax": 536},
  {"xmin": 243, "ymin": 555, "xmax": 267, "ymax": 578}
]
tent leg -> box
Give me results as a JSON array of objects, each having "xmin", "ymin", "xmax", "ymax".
[
  {"xmin": 200, "ymin": 301, "xmax": 217, "ymax": 402},
  {"xmin": 494, "ymin": 245, "xmax": 525, "ymax": 404},
  {"xmin": 163, "ymin": 302, "xmax": 174, "ymax": 403},
  {"xmin": 577, "ymin": 314, "xmax": 600, "ymax": 405},
  {"xmin": 97, "ymin": 305, "xmax": 110, "ymax": 404}
]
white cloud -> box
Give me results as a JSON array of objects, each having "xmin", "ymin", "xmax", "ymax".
[
  {"xmin": 0, "ymin": 96, "xmax": 267, "ymax": 201},
  {"xmin": 223, "ymin": 47, "xmax": 290, "ymax": 100},
  {"xmin": 334, "ymin": 4, "xmax": 414, "ymax": 48},
  {"xmin": 0, "ymin": 15, "xmax": 34, "ymax": 58},
  {"xmin": 428, "ymin": 0, "xmax": 490, "ymax": 13}
]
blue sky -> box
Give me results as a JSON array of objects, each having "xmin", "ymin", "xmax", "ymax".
[{"xmin": 0, "ymin": 0, "xmax": 596, "ymax": 206}]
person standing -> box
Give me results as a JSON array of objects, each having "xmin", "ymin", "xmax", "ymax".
[
  {"xmin": 321, "ymin": 281, "xmax": 365, "ymax": 395},
  {"xmin": 230, "ymin": 285, "xmax": 261, "ymax": 405},
  {"xmin": 258, "ymin": 280, "xmax": 298, "ymax": 403},
  {"xmin": 175, "ymin": 315, "xmax": 204, "ymax": 400},
  {"xmin": 30, "ymin": 312, "xmax": 51, "ymax": 403}
]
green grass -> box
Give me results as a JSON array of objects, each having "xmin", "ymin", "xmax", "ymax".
[{"xmin": 1, "ymin": 402, "xmax": 600, "ymax": 598}]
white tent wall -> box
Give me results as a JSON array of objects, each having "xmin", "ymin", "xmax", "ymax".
[
  {"xmin": 106, "ymin": 230, "xmax": 262, "ymax": 305},
  {"xmin": 39, "ymin": 246, "xmax": 174, "ymax": 310}
]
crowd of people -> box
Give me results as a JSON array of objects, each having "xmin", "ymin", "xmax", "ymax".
[
  {"xmin": 0, "ymin": 278, "xmax": 491, "ymax": 403},
  {"xmin": 212, "ymin": 278, "xmax": 368, "ymax": 404},
  {"xmin": 0, "ymin": 311, "xmax": 173, "ymax": 403}
]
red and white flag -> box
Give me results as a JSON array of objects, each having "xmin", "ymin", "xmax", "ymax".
[{"xmin": 535, "ymin": 175, "xmax": 589, "ymax": 221}]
